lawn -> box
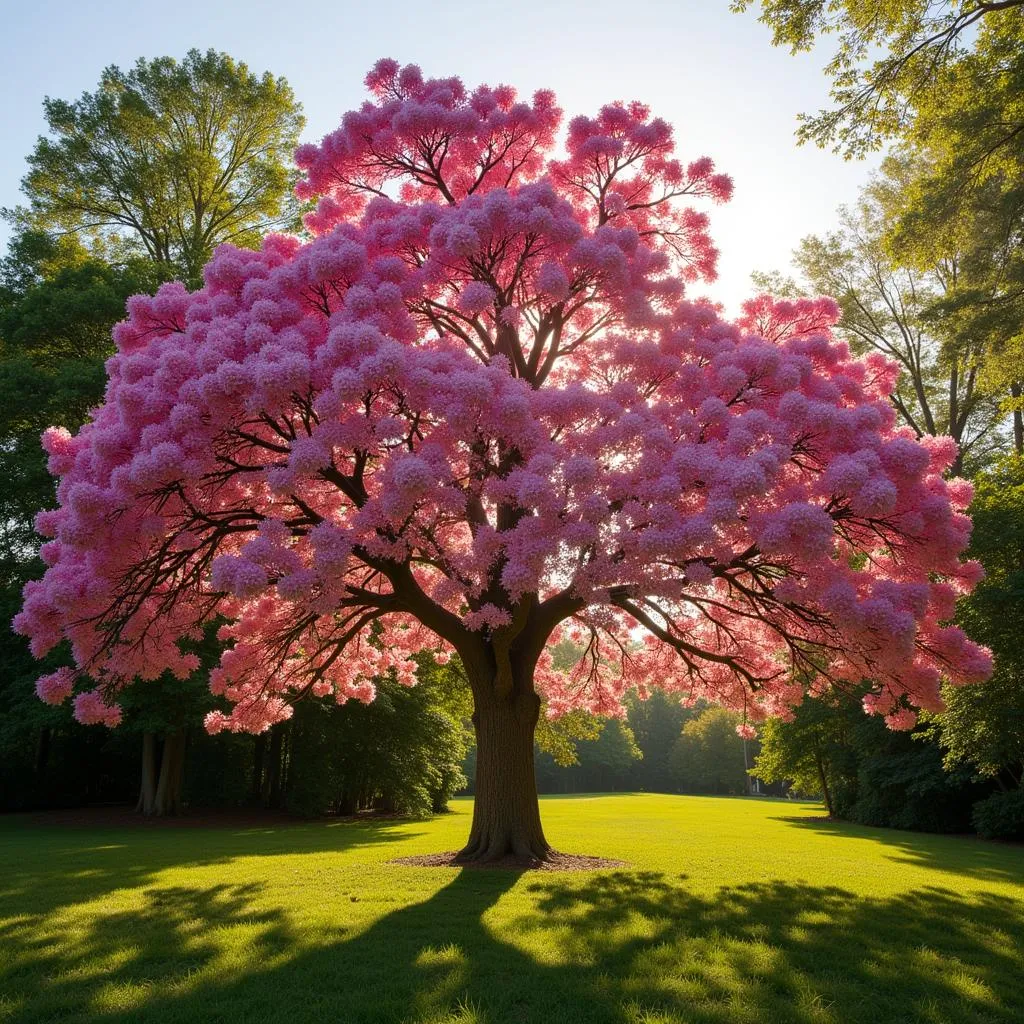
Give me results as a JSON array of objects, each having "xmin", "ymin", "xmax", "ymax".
[{"xmin": 1, "ymin": 795, "xmax": 1022, "ymax": 1024}]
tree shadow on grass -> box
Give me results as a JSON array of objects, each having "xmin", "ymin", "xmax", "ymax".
[
  {"xmin": 0, "ymin": 815, "xmax": 425, "ymax": 922},
  {"xmin": 770, "ymin": 812, "xmax": 1024, "ymax": 883},
  {"xmin": 5, "ymin": 867, "xmax": 1024, "ymax": 1024}
]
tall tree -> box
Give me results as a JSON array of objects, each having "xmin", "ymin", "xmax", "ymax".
[
  {"xmin": 0, "ymin": 231, "xmax": 158, "ymax": 568},
  {"xmin": 731, "ymin": 0, "xmax": 1024, "ymax": 157},
  {"xmin": 883, "ymin": 17, "xmax": 1024, "ymax": 454},
  {"xmin": 12, "ymin": 49, "xmax": 305, "ymax": 285},
  {"xmin": 15, "ymin": 61, "xmax": 990, "ymax": 863},
  {"xmin": 0, "ymin": 231, "xmax": 159, "ymax": 808},
  {"xmin": 935, "ymin": 457, "xmax": 1024, "ymax": 789},
  {"xmin": 737, "ymin": 2, "xmax": 1024, "ymax": 451},
  {"xmin": 671, "ymin": 706, "xmax": 749, "ymax": 795},
  {"xmin": 763, "ymin": 161, "xmax": 1006, "ymax": 473},
  {"xmin": 752, "ymin": 691, "xmax": 856, "ymax": 814}
]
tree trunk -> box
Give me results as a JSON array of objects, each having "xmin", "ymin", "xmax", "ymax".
[
  {"xmin": 34, "ymin": 726, "xmax": 51, "ymax": 775},
  {"xmin": 153, "ymin": 730, "xmax": 185, "ymax": 816},
  {"xmin": 251, "ymin": 734, "xmax": 265, "ymax": 803},
  {"xmin": 458, "ymin": 683, "xmax": 550, "ymax": 864},
  {"xmin": 1011, "ymin": 382, "xmax": 1023, "ymax": 456},
  {"xmin": 263, "ymin": 725, "xmax": 284, "ymax": 808},
  {"xmin": 815, "ymin": 748, "xmax": 834, "ymax": 818},
  {"xmin": 136, "ymin": 731, "xmax": 157, "ymax": 814}
]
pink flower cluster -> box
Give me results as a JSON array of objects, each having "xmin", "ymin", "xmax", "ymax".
[{"xmin": 15, "ymin": 61, "xmax": 990, "ymax": 733}]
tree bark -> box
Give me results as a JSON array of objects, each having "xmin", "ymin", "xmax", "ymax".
[
  {"xmin": 815, "ymin": 747, "xmax": 834, "ymax": 818},
  {"xmin": 263, "ymin": 725, "xmax": 284, "ymax": 808},
  {"xmin": 153, "ymin": 730, "xmax": 185, "ymax": 816},
  {"xmin": 251, "ymin": 734, "xmax": 265, "ymax": 803},
  {"xmin": 34, "ymin": 726, "xmax": 51, "ymax": 775},
  {"xmin": 458, "ymin": 678, "xmax": 550, "ymax": 864},
  {"xmin": 1011, "ymin": 382, "xmax": 1023, "ymax": 455},
  {"xmin": 136, "ymin": 731, "xmax": 157, "ymax": 814}
]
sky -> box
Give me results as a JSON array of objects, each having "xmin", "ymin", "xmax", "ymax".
[{"xmin": 0, "ymin": 0, "xmax": 880, "ymax": 315}]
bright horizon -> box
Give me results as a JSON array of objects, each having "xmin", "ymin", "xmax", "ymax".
[{"xmin": 0, "ymin": 0, "xmax": 880, "ymax": 314}]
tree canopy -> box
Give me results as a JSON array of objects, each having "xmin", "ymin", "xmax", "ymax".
[
  {"xmin": 12, "ymin": 49, "xmax": 305, "ymax": 286},
  {"xmin": 732, "ymin": 0, "xmax": 1024, "ymax": 156},
  {"xmin": 14, "ymin": 60, "xmax": 991, "ymax": 861}
]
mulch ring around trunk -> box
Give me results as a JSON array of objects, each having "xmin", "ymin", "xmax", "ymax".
[{"xmin": 389, "ymin": 851, "xmax": 629, "ymax": 870}]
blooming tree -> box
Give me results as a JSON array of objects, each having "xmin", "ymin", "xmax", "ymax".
[{"xmin": 15, "ymin": 61, "xmax": 991, "ymax": 861}]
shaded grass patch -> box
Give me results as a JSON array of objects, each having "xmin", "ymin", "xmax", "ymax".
[{"xmin": 1, "ymin": 794, "xmax": 1022, "ymax": 1023}]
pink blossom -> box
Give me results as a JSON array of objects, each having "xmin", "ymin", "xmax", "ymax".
[
  {"xmin": 73, "ymin": 690, "xmax": 122, "ymax": 727},
  {"xmin": 12, "ymin": 62, "xmax": 990, "ymax": 741},
  {"xmin": 36, "ymin": 667, "xmax": 75, "ymax": 705}
]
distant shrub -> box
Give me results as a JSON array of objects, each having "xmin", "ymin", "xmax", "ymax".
[{"xmin": 972, "ymin": 789, "xmax": 1024, "ymax": 840}]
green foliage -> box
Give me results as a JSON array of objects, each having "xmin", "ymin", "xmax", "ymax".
[
  {"xmin": 754, "ymin": 689, "xmax": 984, "ymax": 830},
  {"xmin": 535, "ymin": 716, "xmax": 641, "ymax": 793},
  {"xmin": 782, "ymin": 158, "xmax": 1005, "ymax": 473},
  {"xmin": 886, "ymin": 18, "xmax": 1024, "ymax": 452},
  {"xmin": 535, "ymin": 708, "xmax": 604, "ymax": 768},
  {"xmin": 624, "ymin": 689, "xmax": 693, "ymax": 790},
  {"xmin": 741, "ymin": 1, "xmax": 1024, "ymax": 456},
  {"xmin": 753, "ymin": 695, "xmax": 856, "ymax": 813},
  {"xmin": 972, "ymin": 787, "xmax": 1024, "ymax": 839},
  {"xmin": 733, "ymin": 0, "xmax": 1024, "ymax": 156},
  {"xmin": 849, "ymin": 727, "xmax": 980, "ymax": 833},
  {"xmin": 936, "ymin": 457, "xmax": 1024, "ymax": 787},
  {"xmin": 670, "ymin": 706, "xmax": 749, "ymax": 795},
  {"xmin": 287, "ymin": 655, "xmax": 473, "ymax": 818},
  {"xmin": 0, "ymin": 231, "xmax": 157, "ymax": 580},
  {"xmin": 12, "ymin": 49, "xmax": 305, "ymax": 285}
]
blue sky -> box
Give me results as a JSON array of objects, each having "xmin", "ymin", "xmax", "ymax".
[{"xmin": 0, "ymin": 0, "xmax": 878, "ymax": 313}]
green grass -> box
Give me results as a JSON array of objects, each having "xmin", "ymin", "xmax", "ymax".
[{"xmin": 1, "ymin": 794, "xmax": 1023, "ymax": 1023}]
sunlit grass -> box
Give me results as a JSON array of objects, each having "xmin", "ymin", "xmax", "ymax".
[{"xmin": 1, "ymin": 794, "xmax": 1022, "ymax": 1023}]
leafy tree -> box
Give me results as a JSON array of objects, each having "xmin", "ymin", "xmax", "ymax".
[
  {"xmin": 732, "ymin": 0, "xmax": 1024, "ymax": 157},
  {"xmin": 536, "ymin": 715, "xmax": 641, "ymax": 793},
  {"xmin": 671, "ymin": 707, "xmax": 748, "ymax": 795},
  {"xmin": 12, "ymin": 49, "xmax": 305, "ymax": 285},
  {"xmin": 935, "ymin": 457, "xmax": 1024, "ymax": 789},
  {"xmin": 0, "ymin": 231, "xmax": 158, "ymax": 569},
  {"xmin": 754, "ymin": 688, "xmax": 985, "ymax": 831},
  {"xmin": 16, "ymin": 61, "xmax": 991, "ymax": 863},
  {"xmin": 765, "ymin": 159, "xmax": 1007, "ymax": 473},
  {"xmin": 625, "ymin": 689, "xmax": 693, "ymax": 792},
  {"xmin": 739, "ymin": 2, "xmax": 1024, "ymax": 451},
  {"xmin": 752, "ymin": 694, "xmax": 856, "ymax": 814},
  {"xmin": 0, "ymin": 232, "xmax": 159, "ymax": 810},
  {"xmin": 883, "ymin": 20, "xmax": 1024, "ymax": 454},
  {"xmin": 287, "ymin": 654, "xmax": 472, "ymax": 817}
]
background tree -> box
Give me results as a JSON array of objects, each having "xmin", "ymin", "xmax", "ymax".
[
  {"xmin": 754, "ymin": 687, "xmax": 986, "ymax": 830},
  {"xmin": 11, "ymin": 49, "xmax": 305, "ymax": 285},
  {"xmin": 751, "ymin": 695, "xmax": 854, "ymax": 814},
  {"xmin": 0, "ymin": 231, "xmax": 158, "ymax": 810},
  {"xmin": 671, "ymin": 707, "xmax": 749, "ymax": 795},
  {"xmin": 760, "ymin": 160, "xmax": 1007, "ymax": 473},
  {"xmin": 624, "ymin": 689, "xmax": 692, "ymax": 792},
  {"xmin": 287, "ymin": 653, "xmax": 473, "ymax": 817},
  {"xmin": 535, "ymin": 716, "xmax": 641, "ymax": 793},
  {"xmin": 731, "ymin": 0, "xmax": 1024, "ymax": 157},
  {"xmin": 0, "ymin": 230, "xmax": 158, "ymax": 564},
  {"xmin": 16, "ymin": 61, "xmax": 990, "ymax": 863},
  {"xmin": 883, "ymin": 20, "xmax": 1024, "ymax": 454},
  {"xmin": 738, "ymin": 2, "xmax": 1024, "ymax": 453},
  {"xmin": 935, "ymin": 458, "xmax": 1024, "ymax": 796}
]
